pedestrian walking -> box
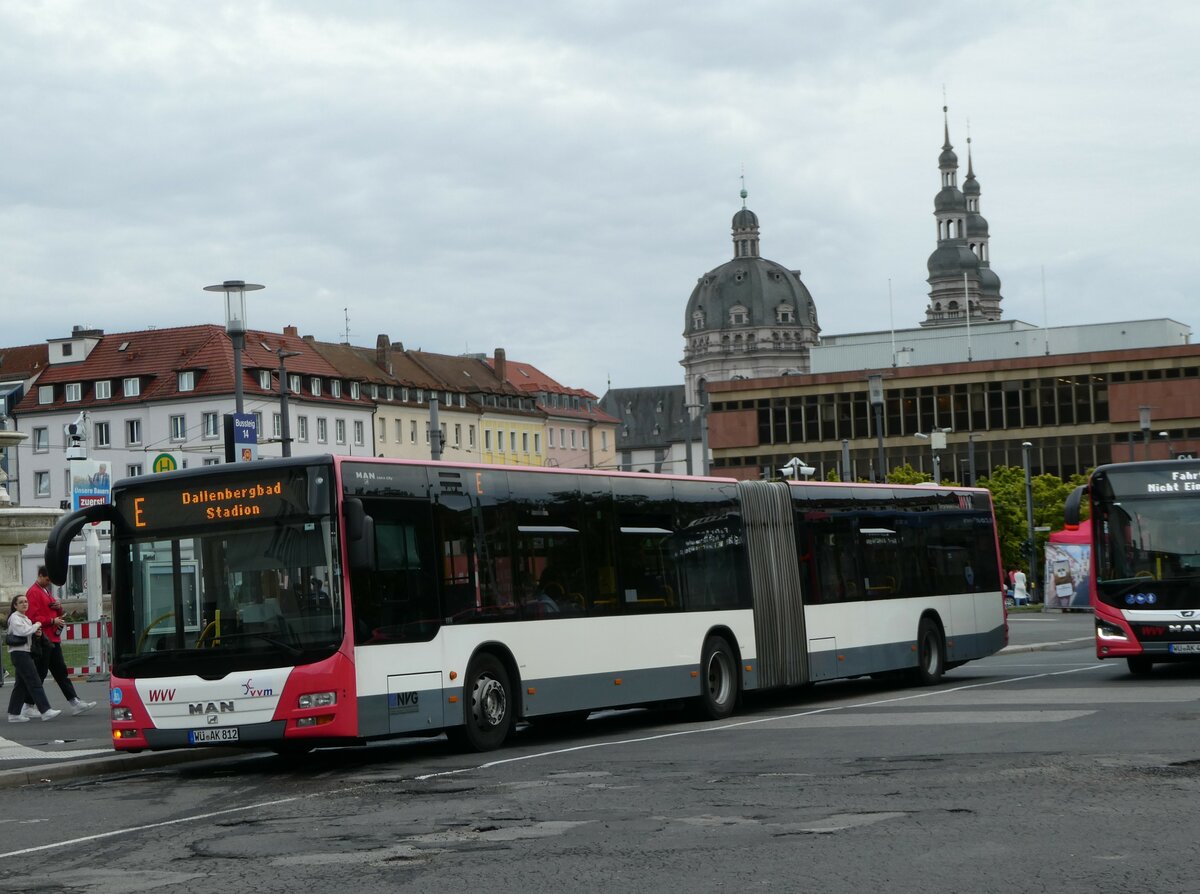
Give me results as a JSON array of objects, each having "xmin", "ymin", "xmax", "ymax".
[
  {"xmin": 22, "ymin": 565, "xmax": 95, "ymax": 717},
  {"xmin": 5, "ymin": 595, "xmax": 59, "ymax": 722}
]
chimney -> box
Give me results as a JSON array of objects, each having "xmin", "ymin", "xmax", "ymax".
[
  {"xmin": 376, "ymin": 334, "xmax": 390, "ymax": 371},
  {"xmin": 283, "ymin": 325, "xmax": 299, "ymax": 337},
  {"xmin": 494, "ymin": 347, "xmax": 507, "ymax": 384}
]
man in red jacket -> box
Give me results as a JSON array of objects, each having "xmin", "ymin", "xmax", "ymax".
[{"xmin": 21, "ymin": 566, "xmax": 96, "ymax": 717}]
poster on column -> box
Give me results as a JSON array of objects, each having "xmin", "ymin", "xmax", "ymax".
[
  {"xmin": 1044, "ymin": 542, "xmax": 1092, "ymax": 610},
  {"xmin": 70, "ymin": 459, "xmax": 111, "ymax": 531}
]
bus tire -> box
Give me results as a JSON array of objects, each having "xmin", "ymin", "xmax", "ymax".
[
  {"xmin": 1126, "ymin": 656, "xmax": 1153, "ymax": 676},
  {"xmin": 913, "ymin": 618, "xmax": 945, "ymax": 685},
  {"xmin": 458, "ymin": 653, "xmax": 514, "ymax": 752},
  {"xmin": 695, "ymin": 635, "xmax": 739, "ymax": 721}
]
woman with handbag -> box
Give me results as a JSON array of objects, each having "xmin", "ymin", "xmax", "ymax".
[{"xmin": 5, "ymin": 594, "xmax": 59, "ymax": 722}]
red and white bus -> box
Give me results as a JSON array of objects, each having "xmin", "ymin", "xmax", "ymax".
[
  {"xmin": 1065, "ymin": 459, "xmax": 1200, "ymax": 674},
  {"xmin": 45, "ymin": 456, "xmax": 1007, "ymax": 753}
]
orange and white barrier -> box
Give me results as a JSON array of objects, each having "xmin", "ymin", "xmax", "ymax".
[{"xmin": 60, "ymin": 620, "xmax": 112, "ymax": 677}]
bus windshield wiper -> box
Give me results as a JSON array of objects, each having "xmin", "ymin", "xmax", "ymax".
[{"xmin": 210, "ymin": 631, "xmax": 303, "ymax": 656}]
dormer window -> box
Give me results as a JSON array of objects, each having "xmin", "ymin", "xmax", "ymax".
[
  {"xmin": 289, "ymin": 374, "xmax": 301, "ymax": 394},
  {"xmin": 62, "ymin": 343, "xmax": 73, "ymax": 357},
  {"xmin": 178, "ymin": 371, "xmax": 196, "ymax": 392},
  {"xmin": 38, "ymin": 385, "xmax": 53, "ymax": 404},
  {"xmin": 729, "ymin": 305, "xmax": 749, "ymax": 325},
  {"xmin": 65, "ymin": 383, "xmax": 82, "ymax": 402},
  {"xmin": 309, "ymin": 377, "xmax": 321, "ymax": 396},
  {"xmin": 331, "ymin": 380, "xmax": 342, "ymax": 398},
  {"xmin": 776, "ymin": 304, "xmax": 795, "ymax": 324},
  {"xmin": 258, "ymin": 370, "xmax": 271, "ymax": 389},
  {"xmin": 692, "ymin": 308, "xmax": 706, "ymax": 330},
  {"xmin": 94, "ymin": 380, "xmax": 111, "ymax": 400},
  {"xmin": 123, "ymin": 377, "xmax": 140, "ymax": 397}
]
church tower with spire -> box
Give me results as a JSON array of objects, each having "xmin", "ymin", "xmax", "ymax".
[{"xmin": 922, "ymin": 107, "xmax": 1003, "ymax": 327}]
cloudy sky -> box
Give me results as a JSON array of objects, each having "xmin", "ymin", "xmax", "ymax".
[{"xmin": 2, "ymin": 2, "xmax": 1196, "ymax": 396}]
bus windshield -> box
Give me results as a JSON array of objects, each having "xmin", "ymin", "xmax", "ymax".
[
  {"xmin": 109, "ymin": 463, "xmax": 343, "ymax": 678},
  {"xmin": 1094, "ymin": 466, "xmax": 1200, "ymax": 610}
]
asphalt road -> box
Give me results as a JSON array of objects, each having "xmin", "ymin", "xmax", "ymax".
[{"xmin": 8, "ymin": 608, "xmax": 1199, "ymax": 893}]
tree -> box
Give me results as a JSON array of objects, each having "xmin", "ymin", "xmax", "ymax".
[
  {"xmin": 885, "ymin": 463, "xmax": 931, "ymax": 485},
  {"xmin": 977, "ymin": 466, "xmax": 1089, "ymax": 576}
]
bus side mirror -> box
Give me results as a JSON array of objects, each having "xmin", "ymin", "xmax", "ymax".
[
  {"xmin": 44, "ymin": 504, "xmax": 118, "ymax": 586},
  {"xmin": 343, "ymin": 498, "xmax": 376, "ymax": 571},
  {"xmin": 1063, "ymin": 485, "xmax": 1085, "ymax": 527}
]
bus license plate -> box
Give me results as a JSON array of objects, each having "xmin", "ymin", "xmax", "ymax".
[
  {"xmin": 1169, "ymin": 643, "xmax": 1200, "ymax": 654},
  {"xmin": 188, "ymin": 728, "xmax": 240, "ymax": 744}
]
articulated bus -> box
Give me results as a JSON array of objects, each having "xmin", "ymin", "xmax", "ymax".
[
  {"xmin": 1065, "ymin": 459, "xmax": 1200, "ymax": 674},
  {"xmin": 45, "ymin": 456, "xmax": 1007, "ymax": 753}
]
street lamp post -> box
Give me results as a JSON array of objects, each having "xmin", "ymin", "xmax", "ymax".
[
  {"xmin": 429, "ymin": 393, "xmax": 443, "ymax": 461},
  {"xmin": 1139, "ymin": 405, "xmax": 1152, "ymax": 461},
  {"xmin": 205, "ymin": 280, "xmax": 265, "ymax": 414},
  {"xmin": 914, "ymin": 429, "xmax": 950, "ymax": 485},
  {"xmin": 1022, "ymin": 440, "xmax": 1037, "ymax": 603},
  {"xmin": 683, "ymin": 403, "xmax": 703, "ymax": 476},
  {"xmin": 276, "ymin": 348, "xmax": 301, "ymax": 457},
  {"xmin": 868, "ymin": 374, "xmax": 885, "ymax": 482},
  {"xmin": 967, "ymin": 432, "xmax": 977, "ymax": 486},
  {"xmin": 1160, "ymin": 431, "xmax": 1174, "ymax": 459}
]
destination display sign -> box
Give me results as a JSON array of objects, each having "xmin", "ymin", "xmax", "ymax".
[
  {"xmin": 1107, "ymin": 467, "xmax": 1200, "ymax": 497},
  {"xmin": 114, "ymin": 468, "xmax": 317, "ymax": 531}
]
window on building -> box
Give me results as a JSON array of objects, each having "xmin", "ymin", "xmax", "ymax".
[
  {"xmin": 498, "ymin": 430, "xmax": 505, "ymax": 452},
  {"xmin": 385, "ymin": 386, "xmax": 394, "ymax": 401},
  {"xmin": 560, "ymin": 427, "xmax": 566, "ymax": 447},
  {"xmin": 203, "ymin": 457, "xmax": 220, "ymax": 466},
  {"xmin": 332, "ymin": 380, "xmax": 342, "ymax": 398},
  {"xmin": 410, "ymin": 420, "xmax": 416, "ymax": 444},
  {"xmin": 65, "ymin": 383, "xmax": 82, "ymax": 402},
  {"xmin": 273, "ymin": 413, "xmax": 282, "ymax": 438},
  {"xmin": 454, "ymin": 423, "xmax": 462, "ymax": 446},
  {"xmin": 570, "ymin": 430, "xmax": 577, "ymax": 448},
  {"xmin": 469, "ymin": 425, "xmax": 476, "ymax": 447},
  {"xmin": 253, "ymin": 412, "xmax": 263, "ymax": 435},
  {"xmin": 582, "ymin": 430, "xmax": 588, "ymax": 448},
  {"xmin": 169, "ymin": 415, "xmax": 186, "ymax": 441},
  {"xmin": 533, "ymin": 433, "xmax": 540, "ymax": 453},
  {"xmin": 394, "ymin": 419, "xmax": 402, "ymax": 443},
  {"xmin": 123, "ymin": 377, "xmax": 140, "ymax": 397},
  {"xmin": 602, "ymin": 431, "xmax": 608, "ymax": 450},
  {"xmin": 485, "ymin": 429, "xmax": 492, "ymax": 450},
  {"xmin": 549, "ymin": 428, "xmax": 555, "ymax": 448},
  {"xmin": 126, "ymin": 463, "xmax": 143, "ymax": 477},
  {"xmin": 335, "ymin": 419, "xmax": 346, "ymax": 444},
  {"xmin": 298, "ymin": 416, "xmax": 309, "ymax": 442},
  {"xmin": 379, "ymin": 420, "xmax": 387, "ymax": 442},
  {"xmin": 510, "ymin": 431, "xmax": 516, "ymax": 452},
  {"xmin": 178, "ymin": 371, "xmax": 196, "ymax": 392},
  {"xmin": 126, "ymin": 419, "xmax": 142, "ymax": 446},
  {"xmin": 424, "ymin": 422, "xmax": 430, "ymax": 444},
  {"xmin": 34, "ymin": 471, "xmax": 50, "ymax": 497},
  {"xmin": 353, "ymin": 420, "xmax": 364, "ymax": 445},
  {"xmin": 317, "ymin": 418, "xmax": 328, "ymax": 443},
  {"xmin": 94, "ymin": 380, "xmax": 111, "ymax": 400},
  {"xmin": 289, "ymin": 374, "xmax": 301, "ymax": 394},
  {"xmin": 522, "ymin": 431, "xmax": 529, "ymax": 452},
  {"xmin": 38, "ymin": 385, "xmax": 53, "ymax": 404},
  {"xmin": 310, "ymin": 377, "xmax": 322, "ymax": 397},
  {"xmin": 203, "ymin": 411, "xmax": 220, "ymax": 438},
  {"xmin": 350, "ymin": 382, "xmax": 360, "ymax": 400},
  {"xmin": 94, "ymin": 421, "xmax": 110, "ymax": 448},
  {"xmin": 258, "ymin": 370, "xmax": 271, "ymax": 390}
]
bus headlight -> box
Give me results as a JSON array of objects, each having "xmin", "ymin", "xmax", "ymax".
[
  {"xmin": 298, "ymin": 691, "xmax": 337, "ymax": 709},
  {"xmin": 112, "ymin": 707, "xmax": 134, "ymax": 721},
  {"xmin": 1097, "ymin": 620, "xmax": 1128, "ymax": 641}
]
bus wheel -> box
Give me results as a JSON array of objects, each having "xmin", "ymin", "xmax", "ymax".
[
  {"xmin": 1126, "ymin": 656, "xmax": 1154, "ymax": 676},
  {"xmin": 460, "ymin": 653, "xmax": 514, "ymax": 751},
  {"xmin": 913, "ymin": 619, "xmax": 945, "ymax": 685},
  {"xmin": 695, "ymin": 636, "xmax": 739, "ymax": 720}
]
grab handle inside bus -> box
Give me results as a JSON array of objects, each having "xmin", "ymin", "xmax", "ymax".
[
  {"xmin": 43, "ymin": 504, "xmax": 119, "ymax": 586},
  {"xmin": 343, "ymin": 497, "xmax": 376, "ymax": 570}
]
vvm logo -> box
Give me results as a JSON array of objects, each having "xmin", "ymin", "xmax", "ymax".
[{"xmin": 242, "ymin": 679, "xmax": 275, "ymax": 698}]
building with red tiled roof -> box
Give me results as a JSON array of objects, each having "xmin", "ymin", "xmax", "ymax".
[
  {"xmin": 487, "ymin": 350, "xmax": 619, "ymax": 470},
  {"xmin": 7, "ymin": 323, "xmax": 377, "ymax": 586}
]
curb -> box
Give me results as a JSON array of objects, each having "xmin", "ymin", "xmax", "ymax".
[
  {"xmin": 998, "ymin": 635, "xmax": 1093, "ymax": 655},
  {"xmin": 0, "ymin": 748, "xmax": 222, "ymax": 789}
]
